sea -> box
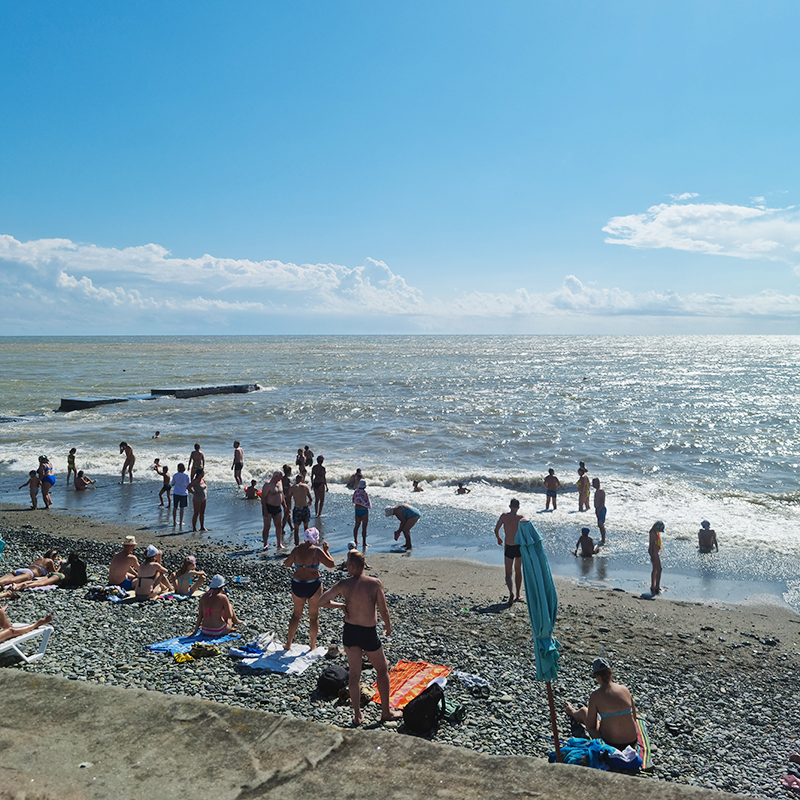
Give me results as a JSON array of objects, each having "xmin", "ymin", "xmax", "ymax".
[{"xmin": 1, "ymin": 335, "xmax": 799, "ymax": 610}]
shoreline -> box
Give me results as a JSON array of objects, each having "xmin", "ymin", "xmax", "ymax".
[{"xmin": 2, "ymin": 506, "xmax": 800, "ymax": 797}]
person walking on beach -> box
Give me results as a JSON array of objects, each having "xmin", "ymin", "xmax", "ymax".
[
  {"xmin": 171, "ymin": 463, "xmax": 191, "ymax": 526},
  {"xmin": 318, "ymin": 550, "xmax": 403, "ymax": 727},
  {"xmin": 188, "ymin": 443, "xmax": 204, "ymax": 480},
  {"xmin": 108, "ymin": 536, "xmax": 139, "ymax": 590},
  {"xmin": 262, "ymin": 471, "xmax": 285, "ymax": 550},
  {"xmin": 352, "ymin": 479, "xmax": 371, "ymax": 549},
  {"xmin": 284, "ymin": 528, "xmax": 336, "ymax": 651},
  {"xmin": 698, "ymin": 520, "xmax": 719, "ymax": 553},
  {"xmin": 311, "ymin": 455, "xmax": 328, "ymax": 517},
  {"xmin": 592, "ymin": 478, "xmax": 606, "ymax": 544},
  {"xmin": 577, "ymin": 467, "xmax": 590, "ymax": 512},
  {"xmin": 494, "ymin": 498, "xmax": 526, "ymax": 606},
  {"xmin": 385, "ymin": 504, "xmax": 421, "ymax": 550},
  {"xmin": 66, "ymin": 448, "xmax": 77, "ymax": 486},
  {"xmin": 19, "ymin": 470, "xmax": 41, "ymax": 509},
  {"xmin": 281, "ymin": 464, "xmax": 293, "ymax": 535},
  {"xmin": 295, "ymin": 448, "xmax": 307, "ymax": 479},
  {"xmin": 232, "ymin": 440, "xmax": 244, "ymax": 487},
  {"xmin": 187, "ymin": 467, "xmax": 208, "ymax": 532},
  {"xmin": 38, "ymin": 456, "xmax": 55, "ymax": 507},
  {"xmin": 119, "ymin": 442, "xmax": 135, "ymax": 484},
  {"xmin": 544, "ymin": 468, "xmax": 561, "ymax": 511},
  {"xmin": 648, "ymin": 520, "xmax": 664, "ymax": 596},
  {"xmin": 574, "ymin": 527, "xmax": 599, "ymax": 557},
  {"xmin": 288, "ymin": 474, "xmax": 312, "ymax": 546}
]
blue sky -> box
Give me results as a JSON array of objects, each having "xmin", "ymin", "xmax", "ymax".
[{"xmin": 2, "ymin": 1, "xmax": 800, "ymax": 334}]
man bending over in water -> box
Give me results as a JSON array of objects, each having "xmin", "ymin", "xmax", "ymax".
[
  {"xmin": 318, "ymin": 550, "xmax": 403, "ymax": 727},
  {"xmin": 494, "ymin": 498, "xmax": 526, "ymax": 606}
]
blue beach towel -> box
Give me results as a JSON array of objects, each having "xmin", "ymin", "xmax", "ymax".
[{"xmin": 145, "ymin": 632, "xmax": 241, "ymax": 654}]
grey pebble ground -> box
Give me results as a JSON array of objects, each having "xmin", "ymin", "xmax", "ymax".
[{"xmin": 3, "ymin": 524, "xmax": 799, "ymax": 799}]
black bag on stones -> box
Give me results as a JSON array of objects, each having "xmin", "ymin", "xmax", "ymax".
[
  {"xmin": 317, "ymin": 664, "xmax": 349, "ymax": 696},
  {"xmin": 402, "ymin": 682, "xmax": 445, "ymax": 733}
]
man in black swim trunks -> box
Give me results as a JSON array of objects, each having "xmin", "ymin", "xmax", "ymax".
[
  {"xmin": 318, "ymin": 550, "xmax": 403, "ymax": 727},
  {"xmin": 494, "ymin": 498, "xmax": 526, "ymax": 606}
]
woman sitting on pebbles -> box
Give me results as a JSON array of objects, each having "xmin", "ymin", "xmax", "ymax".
[
  {"xmin": 192, "ymin": 575, "xmax": 241, "ymax": 637},
  {"xmin": 0, "ymin": 550, "xmax": 60, "ymax": 588},
  {"xmin": 0, "ymin": 605, "xmax": 53, "ymax": 645},
  {"xmin": 170, "ymin": 556, "xmax": 206, "ymax": 596},
  {"xmin": 283, "ymin": 527, "xmax": 335, "ymax": 650},
  {"xmin": 564, "ymin": 658, "xmax": 639, "ymax": 751},
  {"xmin": 134, "ymin": 545, "xmax": 171, "ymax": 601}
]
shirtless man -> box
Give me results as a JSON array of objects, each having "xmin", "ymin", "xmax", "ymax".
[
  {"xmin": 494, "ymin": 498, "xmax": 526, "ymax": 606},
  {"xmin": 108, "ymin": 536, "xmax": 139, "ymax": 591},
  {"xmin": 455, "ymin": 482, "xmax": 471, "ymax": 495},
  {"xmin": 318, "ymin": 550, "xmax": 403, "ymax": 727},
  {"xmin": 698, "ymin": 520, "xmax": 719, "ymax": 553},
  {"xmin": 231, "ymin": 440, "xmax": 244, "ymax": 487},
  {"xmin": 592, "ymin": 478, "xmax": 607, "ymax": 544},
  {"xmin": 261, "ymin": 471, "xmax": 285, "ymax": 550},
  {"xmin": 311, "ymin": 455, "xmax": 328, "ymax": 517},
  {"xmin": 288, "ymin": 474, "xmax": 313, "ymax": 546},
  {"xmin": 544, "ymin": 468, "xmax": 561, "ymax": 511},
  {"xmin": 188, "ymin": 443, "xmax": 205, "ymax": 480},
  {"xmin": 346, "ymin": 468, "xmax": 362, "ymax": 490},
  {"xmin": 574, "ymin": 527, "xmax": 599, "ymax": 557},
  {"xmin": 119, "ymin": 442, "xmax": 135, "ymax": 483},
  {"xmin": 304, "ymin": 445, "xmax": 314, "ymax": 468}
]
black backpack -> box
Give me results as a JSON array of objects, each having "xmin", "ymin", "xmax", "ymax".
[
  {"xmin": 402, "ymin": 682, "xmax": 445, "ymax": 733},
  {"xmin": 317, "ymin": 664, "xmax": 349, "ymax": 697}
]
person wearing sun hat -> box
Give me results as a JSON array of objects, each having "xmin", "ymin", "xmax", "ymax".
[
  {"xmin": 108, "ymin": 535, "xmax": 139, "ymax": 590},
  {"xmin": 192, "ymin": 574, "xmax": 241, "ymax": 637},
  {"xmin": 563, "ymin": 658, "xmax": 639, "ymax": 751},
  {"xmin": 133, "ymin": 545, "xmax": 171, "ymax": 601}
]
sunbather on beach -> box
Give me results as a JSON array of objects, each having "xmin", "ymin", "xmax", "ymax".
[
  {"xmin": 564, "ymin": 658, "xmax": 639, "ymax": 750},
  {"xmin": 0, "ymin": 605, "xmax": 53, "ymax": 645},
  {"xmin": 0, "ymin": 550, "xmax": 59, "ymax": 587},
  {"xmin": 318, "ymin": 550, "xmax": 402, "ymax": 727},
  {"xmin": 133, "ymin": 545, "xmax": 171, "ymax": 601},
  {"xmin": 283, "ymin": 528, "xmax": 335, "ymax": 650},
  {"xmin": 191, "ymin": 575, "xmax": 241, "ymax": 636},
  {"xmin": 170, "ymin": 556, "xmax": 206, "ymax": 596},
  {"xmin": 108, "ymin": 536, "xmax": 139, "ymax": 590},
  {"xmin": 12, "ymin": 552, "xmax": 87, "ymax": 590}
]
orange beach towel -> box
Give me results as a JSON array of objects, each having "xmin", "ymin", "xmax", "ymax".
[{"xmin": 372, "ymin": 659, "xmax": 451, "ymax": 708}]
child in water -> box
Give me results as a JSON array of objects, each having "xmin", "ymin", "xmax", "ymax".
[
  {"xmin": 67, "ymin": 448, "xmax": 77, "ymax": 485},
  {"xmin": 244, "ymin": 480, "xmax": 260, "ymax": 499},
  {"xmin": 19, "ymin": 471, "xmax": 41, "ymax": 509}
]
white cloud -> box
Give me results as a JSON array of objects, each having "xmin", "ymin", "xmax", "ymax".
[
  {"xmin": 669, "ymin": 192, "xmax": 699, "ymax": 201},
  {"xmin": 604, "ymin": 200, "xmax": 800, "ymax": 264},
  {"xmin": 2, "ymin": 233, "xmax": 800, "ymax": 333}
]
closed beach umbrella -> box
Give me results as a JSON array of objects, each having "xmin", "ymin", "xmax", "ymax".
[{"xmin": 517, "ymin": 519, "xmax": 562, "ymax": 760}]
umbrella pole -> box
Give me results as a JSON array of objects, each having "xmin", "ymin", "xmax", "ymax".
[{"xmin": 546, "ymin": 681, "xmax": 562, "ymax": 762}]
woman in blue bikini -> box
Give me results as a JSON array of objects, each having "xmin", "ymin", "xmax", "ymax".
[
  {"xmin": 564, "ymin": 658, "xmax": 639, "ymax": 750},
  {"xmin": 283, "ymin": 527, "xmax": 335, "ymax": 650}
]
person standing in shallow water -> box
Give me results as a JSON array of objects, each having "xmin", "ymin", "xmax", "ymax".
[
  {"xmin": 119, "ymin": 442, "xmax": 135, "ymax": 484},
  {"xmin": 698, "ymin": 520, "xmax": 719, "ymax": 553},
  {"xmin": 592, "ymin": 478, "xmax": 606, "ymax": 544},
  {"xmin": 231, "ymin": 440, "xmax": 244, "ymax": 487},
  {"xmin": 577, "ymin": 467, "xmax": 590, "ymax": 512},
  {"xmin": 494, "ymin": 498, "xmax": 525, "ymax": 606},
  {"xmin": 311, "ymin": 455, "xmax": 327, "ymax": 517},
  {"xmin": 648, "ymin": 520, "xmax": 664, "ymax": 596},
  {"xmin": 544, "ymin": 468, "xmax": 560, "ymax": 510}
]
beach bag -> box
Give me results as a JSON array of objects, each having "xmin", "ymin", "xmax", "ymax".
[
  {"xmin": 317, "ymin": 664, "xmax": 349, "ymax": 696},
  {"xmin": 85, "ymin": 586, "xmax": 110, "ymax": 601},
  {"xmin": 402, "ymin": 682, "xmax": 445, "ymax": 733},
  {"xmin": 443, "ymin": 696, "xmax": 466, "ymax": 724},
  {"xmin": 189, "ymin": 643, "xmax": 220, "ymax": 659}
]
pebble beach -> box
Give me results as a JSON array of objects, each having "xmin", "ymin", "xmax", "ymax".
[{"xmin": 2, "ymin": 505, "xmax": 800, "ymax": 798}]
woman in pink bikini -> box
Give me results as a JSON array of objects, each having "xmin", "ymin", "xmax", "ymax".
[{"xmin": 192, "ymin": 575, "xmax": 241, "ymax": 637}]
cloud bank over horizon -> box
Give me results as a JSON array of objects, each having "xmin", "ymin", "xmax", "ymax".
[{"xmin": 2, "ymin": 227, "xmax": 800, "ymax": 335}]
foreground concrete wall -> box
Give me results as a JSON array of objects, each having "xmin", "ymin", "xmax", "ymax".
[{"xmin": 0, "ymin": 671, "xmax": 734, "ymax": 800}]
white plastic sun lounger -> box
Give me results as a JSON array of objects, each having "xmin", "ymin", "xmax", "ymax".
[{"xmin": 0, "ymin": 625, "xmax": 53, "ymax": 664}]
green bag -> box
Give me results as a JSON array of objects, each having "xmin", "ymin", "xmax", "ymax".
[{"xmin": 443, "ymin": 697, "xmax": 466, "ymax": 723}]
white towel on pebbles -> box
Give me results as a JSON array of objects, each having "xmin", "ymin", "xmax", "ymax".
[{"xmin": 242, "ymin": 642, "xmax": 327, "ymax": 674}]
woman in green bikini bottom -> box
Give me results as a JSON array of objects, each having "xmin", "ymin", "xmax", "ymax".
[{"xmin": 564, "ymin": 658, "xmax": 639, "ymax": 750}]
